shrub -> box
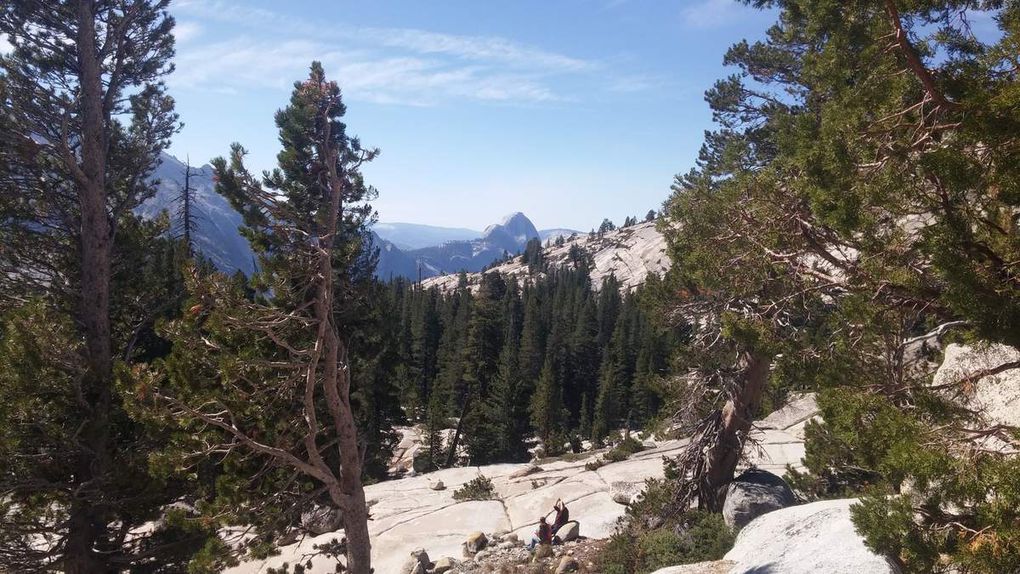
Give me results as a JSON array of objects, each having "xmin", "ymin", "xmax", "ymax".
[
  {"xmin": 597, "ymin": 508, "xmax": 734, "ymax": 573},
  {"xmin": 604, "ymin": 449, "xmax": 629, "ymax": 463},
  {"xmin": 452, "ymin": 475, "xmax": 496, "ymax": 501},
  {"xmin": 615, "ymin": 436, "xmax": 646, "ymax": 456}
]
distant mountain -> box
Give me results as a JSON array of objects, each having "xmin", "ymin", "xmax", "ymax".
[
  {"xmin": 421, "ymin": 220, "xmax": 668, "ymax": 293},
  {"xmin": 539, "ymin": 228, "xmax": 581, "ymax": 243},
  {"xmin": 139, "ymin": 153, "xmax": 256, "ymax": 275},
  {"xmin": 371, "ymin": 232, "xmax": 422, "ymax": 280},
  {"xmin": 141, "ymin": 155, "xmax": 551, "ymax": 281},
  {"xmin": 407, "ymin": 212, "xmax": 540, "ymax": 276},
  {"xmin": 372, "ymin": 222, "xmax": 480, "ymax": 250}
]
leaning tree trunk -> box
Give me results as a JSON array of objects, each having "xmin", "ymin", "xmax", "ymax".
[
  {"xmin": 701, "ymin": 351, "xmax": 771, "ymax": 511},
  {"xmin": 66, "ymin": 1, "xmax": 113, "ymax": 572}
]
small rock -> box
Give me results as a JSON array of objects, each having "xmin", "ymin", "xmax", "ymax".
[
  {"xmin": 431, "ymin": 480, "xmax": 446, "ymax": 491},
  {"xmin": 534, "ymin": 543, "xmax": 554, "ymax": 560},
  {"xmin": 498, "ymin": 540, "xmax": 516, "ymax": 550},
  {"xmin": 474, "ymin": 549, "xmax": 491, "ymax": 561},
  {"xmin": 464, "ymin": 531, "xmax": 488, "ymax": 554},
  {"xmin": 555, "ymin": 556, "xmax": 580, "ymax": 573},
  {"xmin": 501, "ymin": 532, "xmax": 519, "ymax": 544},
  {"xmin": 610, "ymin": 481, "xmax": 641, "ymax": 505},
  {"xmin": 433, "ymin": 557, "xmax": 456, "ymax": 574},
  {"xmin": 400, "ymin": 548, "xmax": 432, "ymax": 574}
]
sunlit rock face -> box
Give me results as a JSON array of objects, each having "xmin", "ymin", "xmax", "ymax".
[
  {"xmin": 422, "ymin": 220, "xmax": 670, "ymax": 294},
  {"xmin": 226, "ymin": 395, "xmax": 817, "ymax": 574}
]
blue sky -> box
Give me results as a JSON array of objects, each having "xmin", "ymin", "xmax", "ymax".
[{"xmin": 166, "ymin": 0, "xmax": 776, "ymax": 231}]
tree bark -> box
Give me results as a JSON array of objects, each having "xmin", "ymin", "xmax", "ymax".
[
  {"xmin": 701, "ymin": 351, "xmax": 771, "ymax": 512},
  {"xmin": 66, "ymin": 1, "xmax": 114, "ymax": 572},
  {"xmin": 317, "ymin": 121, "xmax": 371, "ymax": 573}
]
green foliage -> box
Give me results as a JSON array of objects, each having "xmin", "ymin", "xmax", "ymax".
[
  {"xmin": 647, "ymin": 0, "xmax": 1020, "ymax": 570},
  {"xmin": 598, "ymin": 506, "xmax": 734, "ymax": 574},
  {"xmin": 452, "ymin": 475, "xmax": 496, "ymax": 501}
]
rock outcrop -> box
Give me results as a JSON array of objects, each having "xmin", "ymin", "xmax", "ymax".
[
  {"xmin": 933, "ymin": 343, "xmax": 1020, "ymax": 429},
  {"xmin": 224, "ymin": 395, "xmax": 820, "ymax": 574},
  {"xmin": 722, "ymin": 469, "xmax": 796, "ymax": 530},
  {"xmin": 653, "ymin": 499, "xmax": 895, "ymax": 574},
  {"xmin": 724, "ymin": 498, "xmax": 896, "ymax": 573},
  {"xmin": 422, "ymin": 220, "xmax": 668, "ymax": 294}
]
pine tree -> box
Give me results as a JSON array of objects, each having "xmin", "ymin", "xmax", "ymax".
[
  {"xmin": 467, "ymin": 281, "xmax": 529, "ymax": 463},
  {"xmin": 531, "ymin": 322, "xmax": 567, "ymax": 451},
  {"xmin": 459, "ymin": 273, "xmax": 507, "ymax": 463},
  {"xmin": 0, "ymin": 3, "xmax": 190, "ymax": 571},
  {"xmin": 176, "ymin": 157, "xmax": 200, "ymax": 257},
  {"xmin": 657, "ymin": 0, "xmax": 1020, "ymax": 568},
  {"xmin": 150, "ymin": 63, "xmax": 379, "ymax": 573}
]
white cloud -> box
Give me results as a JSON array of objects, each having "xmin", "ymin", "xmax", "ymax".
[
  {"xmin": 173, "ymin": 21, "xmax": 202, "ymax": 44},
  {"xmin": 170, "ymin": 36, "xmax": 565, "ymax": 106},
  {"xmin": 681, "ymin": 0, "xmax": 755, "ymax": 29},
  {"xmin": 170, "ymin": 0, "xmax": 596, "ymax": 104},
  {"xmin": 0, "ymin": 33, "xmax": 12, "ymax": 55}
]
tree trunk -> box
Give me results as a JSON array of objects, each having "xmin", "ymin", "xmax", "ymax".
[
  {"xmin": 701, "ymin": 351, "xmax": 771, "ymax": 511},
  {"xmin": 317, "ymin": 125, "xmax": 371, "ymax": 572},
  {"xmin": 66, "ymin": 1, "xmax": 113, "ymax": 572},
  {"xmin": 446, "ymin": 389, "xmax": 472, "ymax": 468}
]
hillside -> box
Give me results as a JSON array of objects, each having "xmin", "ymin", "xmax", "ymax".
[
  {"xmin": 421, "ymin": 220, "xmax": 668, "ymax": 292},
  {"xmin": 225, "ymin": 393, "xmax": 814, "ymax": 574}
]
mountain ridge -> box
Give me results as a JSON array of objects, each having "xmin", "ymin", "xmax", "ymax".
[{"xmin": 142, "ymin": 154, "xmax": 560, "ymax": 280}]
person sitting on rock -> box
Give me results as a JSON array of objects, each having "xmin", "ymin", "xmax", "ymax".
[
  {"xmin": 551, "ymin": 498, "xmax": 569, "ymax": 534},
  {"xmin": 527, "ymin": 516, "xmax": 552, "ymax": 550}
]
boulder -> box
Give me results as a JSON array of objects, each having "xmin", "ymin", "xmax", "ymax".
[
  {"xmin": 724, "ymin": 498, "xmax": 897, "ymax": 573},
  {"xmin": 430, "ymin": 480, "xmax": 446, "ymax": 491},
  {"xmin": 432, "ymin": 557, "xmax": 456, "ymax": 574},
  {"xmin": 400, "ymin": 548, "xmax": 432, "ymax": 574},
  {"xmin": 500, "ymin": 532, "xmax": 519, "ymax": 544},
  {"xmin": 555, "ymin": 556, "xmax": 580, "ymax": 573},
  {"xmin": 463, "ymin": 531, "xmax": 488, "ymax": 554},
  {"xmin": 556, "ymin": 520, "xmax": 580, "ymax": 542},
  {"xmin": 722, "ymin": 468, "xmax": 796, "ymax": 530},
  {"xmin": 610, "ymin": 481, "xmax": 641, "ymax": 505},
  {"xmin": 299, "ymin": 504, "xmax": 342, "ymax": 535},
  {"xmin": 474, "ymin": 549, "xmax": 491, "ymax": 561}
]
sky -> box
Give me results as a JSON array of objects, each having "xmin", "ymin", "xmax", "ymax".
[{"xmin": 166, "ymin": 0, "xmax": 777, "ymax": 231}]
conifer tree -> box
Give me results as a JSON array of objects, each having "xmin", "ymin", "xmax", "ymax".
[
  {"xmin": 150, "ymin": 63, "xmax": 379, "ymax": 573},
  {"xmin": 531, "ymin": 322, "xmax": 568, "ymax": 451},
  {"xmin": 657, "ymin": 0, "xmax": 1020, "ymax": 568},
  {"xmin": 0, "ymin": 2, "xmax": 191, "ymax": 571}
]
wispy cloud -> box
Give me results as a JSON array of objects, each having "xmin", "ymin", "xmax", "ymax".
[
  {"xmin": 173, "ymin": 21, "xmax": 202, "ymax": 44},
  {"xmin": 681, "ymin": 0, "xmax": 756, "ymax": 29},
  {"xmin": 170, "ymin": 0, "xmax": 599, "ymax": 105}
]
